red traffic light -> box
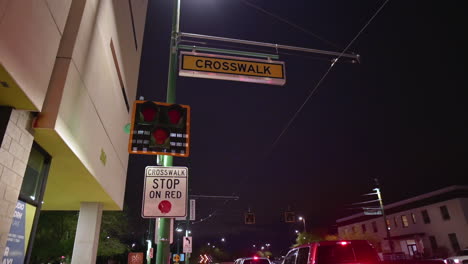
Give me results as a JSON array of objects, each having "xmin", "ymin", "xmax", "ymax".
[
  {"xmin": 245, "ymin": 212, "xmax": 255, "ymax": 224},
  {"xmin": 152, "ymin": 128, "xmax": 169, "ymax": 145},
  {"xmin": 129, "ymin": 100, "xmax": 190, "ymax": 157}
]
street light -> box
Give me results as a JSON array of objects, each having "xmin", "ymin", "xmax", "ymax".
[
  {"xmin": 298, "ymin": 216, "xmax": 307, "ymax": 232},
  {"xmin": 221, "ymin": 238, "xmax": 225, "ymax": 242},
  {"xmin": 295, "ymin": 230, "xmax": 299, "ymax": 234},
  {"xmin": 176, "ymin": 228, "xmax": 183, "ymax": 232}
]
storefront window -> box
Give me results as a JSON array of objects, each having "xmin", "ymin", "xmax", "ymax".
[{"xmin": 19, "ymin": 143, "xmax": 50, "ymax": 205}]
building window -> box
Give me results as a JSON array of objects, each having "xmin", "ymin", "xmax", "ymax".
[
  {"xmin": 429, "ymin": 236, "xmax": 438, "ymax": 252},
  {"xmin": 19, "ymin": 143, "xmax": 51, "ymax": 205},
  {"xmin": 401, "ymin": 215, "xmax": 409, "ymax": 227},
  {"xmin": 372, "ymin": 221, "xmax": 378, "ymax": 233},
  {"xmin": 362, "ymin": 224, "xmax": 367, "ymax": 233},
  {"xmin": 411, "ymin": 213, "xmax": 416, "ymax": 224},
  {"xmin": 440, "ymin": 206, "xmax": 451, "ymax": 220},
  {"xmin": 448, "ymin": 233, "xmax": 460, "ymax": 253},
  {"xmin": 394, "ymin": 217, "xmax": 398, "ymax": 228},
  {"xmin": 421, "ymin": 210, "xmax": 431, "ymax": 224}
]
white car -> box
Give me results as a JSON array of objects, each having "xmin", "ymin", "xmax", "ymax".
[
  {"xmin": 234, "ymin": 257, "xmax": 271, "ymax": 264},
  {"xmin": 445, "ymin": 248, "xmax": 468, "ymax": 264}
]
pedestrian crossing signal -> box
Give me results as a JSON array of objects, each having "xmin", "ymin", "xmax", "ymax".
[
  {"xmin": 285, "ymin": 211, "xmax": 295, "ymax": 223},
  {"xmin": 128, "ymin": 100, "xmax": 190, "ymax": 157},
  {"xmin": 245, "ymin": 212, "xmax": 255, "ymax": 224}
]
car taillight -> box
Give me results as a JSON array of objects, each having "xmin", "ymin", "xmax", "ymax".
[
  {"xmin": 338, "ymin": 241, "xmax": 350, "ymax": 246},
  {"xmin": 253, "ymin": 256, "xmax": 259, "ymax": 260}
]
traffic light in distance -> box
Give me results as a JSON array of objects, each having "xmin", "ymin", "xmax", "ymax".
[
  {"xmin": 245, "ymin": 212, "xmax": 255, "ymax": 224},
  {"xmin": 128, "ymin": 100, "xmax": 191, "ymax": 157},
  {"xmin": 284, "ymin": 211, "xmax": 295, "ymax": 223}
]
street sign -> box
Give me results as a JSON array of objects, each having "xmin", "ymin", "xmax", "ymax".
[
  {"xmin": 128, "ymin": 253, "xmax": 144, "ymax": 264},
  {"xmin": 183, "ymin": 236, "xmax": 192, "ymax": 253},
  {"xmin": 179, "ymin": 52, "xmax": 286, "ymax": 86},
  {"xmin": 142, "ymin": 166, "xmax": 188, "ymax": 218},
  {"xmin": 155, "ymin": 218, "xmax": 174, "ymax": 244},
  {"xmin": 176, "ymin": 199, "xmax": 196, "ymax": 221},
  {"xmin": 364, "ymin": 209, "xmax": 383, "ymax": 215}
]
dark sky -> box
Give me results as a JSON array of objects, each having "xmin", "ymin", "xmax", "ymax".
[{"xmin": 125, "ymin": 0, "xmax": 467, "ymax": 256}]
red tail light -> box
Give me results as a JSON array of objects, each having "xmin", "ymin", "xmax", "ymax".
[
  {"xmin": 253, "ymin": 256, "xmax": 259, "ymax": 260},
  {"xmin": 338, "ymin": 241, "xmax": 349, "ymax": 246}
]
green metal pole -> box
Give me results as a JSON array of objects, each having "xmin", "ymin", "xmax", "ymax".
[{"xmin": 155, "ymin": 0, "xmax": 180, "ymax": 263}]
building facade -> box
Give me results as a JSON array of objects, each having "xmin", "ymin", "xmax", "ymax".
[
  {"xmin": 0, "ymin": 1, "xmax": 148, "ymax": 263},
  {"xmin": 337, "ymin": 186, "xmax": 468, "ymax": 258}
]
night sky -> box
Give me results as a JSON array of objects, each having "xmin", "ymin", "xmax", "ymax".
[{"xmin": 125, "ymin": 0, "xmax": 467, "ymax": 257}]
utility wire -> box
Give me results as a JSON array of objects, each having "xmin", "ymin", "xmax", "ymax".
[
  {"xmin": 191, "ymin": 0, "xmax": 391, "ymax": 225},
  {"xmin": 240, "ymin": 0, "xmax": 342, "ymax": 50},
  {"xmin": 268, "ymin": 0, "xmax": 390, "ymax": 154}
]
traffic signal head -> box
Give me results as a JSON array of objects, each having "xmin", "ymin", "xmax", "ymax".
[
  {"xmin": 284, "ymin": 211, "xmax": 295, "ymax": 223},
  {"xmin": 129, "ymin": 100, "xmax": 190, "ymax": 157},
  {"xmin": 245, "ymin": 212, "xmax": 255, "ymax": 224}
]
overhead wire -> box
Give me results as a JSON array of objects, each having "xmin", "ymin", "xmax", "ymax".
[
  {"xmin": 189, "ymin": 0, "xmax": 391, "ymax": 225},
  {"xmin": 268, "ymin": 0, "xmax": 391, "ymax": 154},
  {"xmin": 240, "ymin": 0, "xmax": 343, "ymax": 50}
]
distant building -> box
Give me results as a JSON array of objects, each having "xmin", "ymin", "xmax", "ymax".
[
  {"xmin": 1, "ymin": 1, "xmax": 148, "ymax": 263},
  {"xmin": 336, "ymin": 185, "xmax": 468, "ymax": 258}
]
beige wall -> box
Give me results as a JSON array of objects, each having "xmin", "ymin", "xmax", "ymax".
[
  {"xmin": 0, "ymin": 0, "xmax": 69, "ymax": 111},
  {"xmin": 0, "ymin": 0, "xmax": 148, "ymax": 257}
]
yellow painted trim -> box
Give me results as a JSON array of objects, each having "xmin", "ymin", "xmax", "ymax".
[
  {"xmin": 34, "ymin": 128, "xmax": 120, "ymax": 211},
  {"xmin": 25, "ymin": 204, "xmax": 36, "ymax": 252},
  {"xmin": 0, "ymin": 63, "xmax": 38, "ymax": 111}
]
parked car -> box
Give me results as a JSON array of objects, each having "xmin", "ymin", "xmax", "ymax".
[{"xmin": 445, "ymin": 248, "xmax": 468, "ymax": 264}]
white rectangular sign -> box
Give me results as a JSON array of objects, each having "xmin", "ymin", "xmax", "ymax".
[
  {"xmin": 142, "ymin": 166, "xmax": 188, "ymax": 218},
  {"xmin": 183, "ymin": 236, "xmax": 192, "ymax": 253},
  {"xmin": 175, "ymin": 199, "xmax": 196, "ymax": 221},
  {"xmin": 190, "ymin": 199, "xmax": 195, "ymax": 220}
]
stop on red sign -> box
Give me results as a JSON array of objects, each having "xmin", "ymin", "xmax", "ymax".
[{"xmin": 142, "ymin": 166, "xmax": 188, "ymax": 218}]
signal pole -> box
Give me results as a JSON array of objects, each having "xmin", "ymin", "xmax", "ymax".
[{"xmin": 155, "ymin": 0, "xmax": 180, "ymax": 264}]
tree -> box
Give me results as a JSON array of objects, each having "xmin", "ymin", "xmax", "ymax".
[
  {"xmin": 339, "ymin": 231, "xmax": 381, "ymax": 251},
  {"xmin": 323, "ymin": 234, "xmax": 339, "ymax": 241},
  {"xmin": 293, "ymin": 232, "xmax": 322, "ymax": 247},
  {"xmin": 97, "ymin": 211, "xmax": 130, "ymax": 258},
  {"xmin": 31, "ymin": 210, "xmax": 130, "ymax": 263},
  {"xmin": 30, "ymin": 211, "xmax": 78, "ymax": 263}
]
